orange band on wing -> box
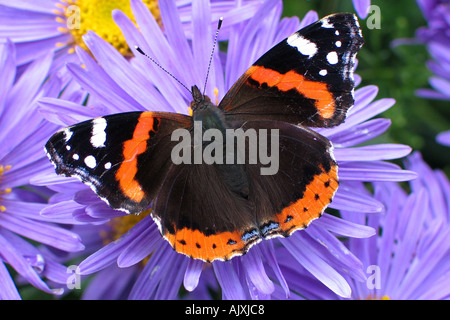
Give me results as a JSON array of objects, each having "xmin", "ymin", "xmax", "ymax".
[
  {"xmin": 248, "ymin": 66, "xmax": 335, "ymax": 119},
  {"xmin": 275, "ymin": 165, "xmax": 338, "ymax": 235},
  {"xmin": 164, "ymin": 227, "xmax": 254, "ymax": 262},
  {"xmin": 116, "ymin": 112, "xmax": 156, "ymax": 203}
]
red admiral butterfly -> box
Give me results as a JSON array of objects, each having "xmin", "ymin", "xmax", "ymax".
[{"xmin": 45, "ymin": 13, "xmax": 363, "ymax": 262}]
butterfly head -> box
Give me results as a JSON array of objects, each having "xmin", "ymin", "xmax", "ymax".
[{"xmin": 190, "ymin": 85, "xmax": 213, "ymax": 111}]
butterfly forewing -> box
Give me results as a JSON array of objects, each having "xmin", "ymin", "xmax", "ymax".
[
  {"xmin": 219, "ymin": 13, "xmax": 363, "ymax": 128},
  {"xmin": 45, "ymin": 111, "xmax": 191, "ymax": 213}
]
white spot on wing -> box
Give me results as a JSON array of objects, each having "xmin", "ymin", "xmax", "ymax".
[
  {"xmin": 90, "ymin": 117, "xmax": 107, "ymax": 148},
  {"xmin": 319, "ymin": 69, "xmax": 328, "ymax": 76},
  {"xmin": 321, "ymin": 18, "xmax": 334, "ymax": 29},
  {"xmin": 73, "ymin": 153, "xmax": 79, "ymax": 160},
  {"xmin": 335, "ymin": 41, "xmax": 342, "ymax": 47},
  {"xmin": 104, "ymin": 162, "xmax": 112, "ymax": 170},
  {"xmin": 287, "ymin": 34, "xmax": 318, "ymax": 58},
  {"xmin": 84, "ymin": 155, "xmax": 97, "ymax": 169},
  {"xmin": 326, "ymin": 51, "xmax": 339, "ymax": 65},
  {"xmin": 63, "ymin": 128, "xmax": 73, "ymax": 142}
]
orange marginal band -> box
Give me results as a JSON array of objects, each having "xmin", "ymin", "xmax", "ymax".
[
  {"xmin": 165, "ymin": 228, "xmax": 251, "ymax": 262},
  {"xmin": 275, "ymin": 165, "xmax": 339, "ymax": 234},
  {"xmin": 248, "ymin": 66, "xmax": 335, "ymax": 119},
  {"xmin": 116, "ymin": 112, "xmax": 156, "ymax": 203}
]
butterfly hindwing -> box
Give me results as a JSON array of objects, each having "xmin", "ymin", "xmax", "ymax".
[
  {"xmin": 219, "ymin": 13, "xmax": 363, "ymax": 128},
  {"xmin": 45, "ymin": 111, "xmax": 191, "ymax": 214},
  {"xmin": 240, "ymin": 120, "xmax": 338, "ymax": 239}
]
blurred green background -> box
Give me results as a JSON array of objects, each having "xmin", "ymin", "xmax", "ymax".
[{"xmin": 283, "ymin": 0, "xmax": 450, "ymax": 175}]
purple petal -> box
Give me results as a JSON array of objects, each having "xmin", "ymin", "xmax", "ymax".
[
  {"xmin": 400, "ymin": 221, "xmax": 450, "ymax": 299},
  {"xmin": 128, "ymin": 243, "xmax": 167, "ymax": 299},
  {"xmin": 415, "ymin": 88, "xmax": 450, "ymax": 100},
  {"xmin": 79, "ymin": 215, "xmax": 154, "ymax": 274},
  {"xmin": 224, "ymin": 0, "xmax": 282, "ymax": 87},
  {"xmin": 192, "ymin": 0, "xmax": 213, "ymax": 84},
  {"xmin": 429, "ymin": 76, "xmax": 450, "ymax": 96},
  {"xmin": 407, "ymin": 152, "xmax": 447, "ymax": 218},
  {"xmin": 183, "ymin": 258, "xmax": 204, "ymax": 292},
  {"xmin": 37, "ymin": 97, "xmax": 108, "ymax": 126},
  {"xmin": 0, "ymin": 40, "xmax": 16, "ymax": 110},
  {"xmin": 345, "ymin": 98, "xmax": 396, "ymax": 130},
  {"xmin": 68, "ymin": 48, "xmax": 138, "ymax": 112},
  {"xmin": 282, "ymin": 233, "xmax": 352, "ymax": 298},
  {"xmin": 154, "ymin": 254, "xmax": 188, "ymax": 299},
  {"xmin": 118, "ymin": 222, "xmax": 162, "ymax": 268},
  {"xmin": 353, "ymin": 85, "xmax": 379, "ymax": 113},
  {"xmin": 334, "ymin": 144, "xmax": 412, "ymax": 161},
  {"xmin": 331, "ymin": 182, "xmax": 384, "ymax": 213},
  {"xmin": 258, "ymin": 241, "xmax": 290, "ymax": 298},
  {"xmin": 40, "ymin": 200, "xmax": 87, "ymax": 225},
  {"xmin": 0, "ymin": 231, "xmax": 62, "ymax": 295},
  {"xmin": 240, "ymin": 247, "xmax": 275, "ymax": 295},
  {"xmin": 353, "ymin": 0, "xmax": 371, "ymax": 19},
  {"xmin": 129, "ymin": 243, "xmax": 187, "ymax": 299},
  {"xmin": 327, "ymin": 118, "xmax": 391, "ymax": 148},
  {"xmin": 426, "ymin": 60, "xmax": 450, "ymax": 81},
  {"xmin": 338, "ymin": 161, "xmax": 418, "ymax": 181},
  {"xmin": 384, "ymin": 189, "xmax": 428, "ymax": 297},
  {"xmin": 0, "ymin": 198, "xmax": 49, "ymax": 221},
  {"xmin": 127, "ymin": 0, "xmax": 194, "ymax": 100},
  {"xmin": 159, "ymin": 0, "xmax": 194, "ymax": 74},
  {"xmin": 0, "ymin": 260, "xmax": 21, "ymax": 300},
  {"xmin": 305, "ymin": 225, "xmax": 366, "ymax": 282},
  {"xmin": 84, "ymin": 202, "xmax": 123, "ymax": 220},
  {"xmin": 428, "ymin": 42, "xmax": 450, "ymax": 66},
  {"xmin": 0, "ymin": 213, "xmax": 83, "ymax": 252},
  {"xmin": 213, "ymin": 260, "xmax": 247, "ymax": 299},
  {"xmin": 41, "ymin": 255, "xmax": 72, "ymax": 285},
  {"xmin": 314, "ymin": 213, "xmax": 375, "ymax": 238},
  {"xmin": 83, "ymin": 30, "xmax": 170, "ymax": 111},
  {"xmin": 299, "ymin": 10, "xmax": 319, "ymax": 28},
  {"xmin": 0, "ymin": 0, "xmax": 58, "ymax": 14},
  {"xmin": 82, "ymin": 265, "xmax": 137, "ymax": 300}
]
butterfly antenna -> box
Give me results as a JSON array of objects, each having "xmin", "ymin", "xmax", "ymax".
[
  {"xmin": 203, "ymin": 17, "xmax": 223, "ymax": 96},
  {"xmin": 134, "ymin": 46, "xmax": 192, "ymax": 94}
]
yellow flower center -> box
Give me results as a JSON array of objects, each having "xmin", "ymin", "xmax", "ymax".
[
  {"xmin": 365, "ymin": 294, "xmax": 390, "ymax": 300},
  {"xmin": 55, "ymin": 0, "xmax": 161, "ymax": 56},
  {"xmin": 0, "ymin": 165, "xmax": 12, "ymax": 212},
  {"xmin": 102, "ymin": 208, "xmax": 152, "ymax": 244},
  {"xmin": 101, "ymin": 208, "xmax": 153, "ymax": 265}
]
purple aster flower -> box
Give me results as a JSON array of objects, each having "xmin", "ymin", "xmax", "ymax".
[
  {"xmin": 0, "ymin": 0, "xmax": 263, "ymax": 66},
  {"xmin": 410, "ymin": 1, "xmax": 450, "ymax": 147},
  {"xmin": 34, "ymin": 0, "xmax": 416, "ymax": 299},
  {"xmin": 295, "ymin": 152, "xmax": 450, "ymax": 300},
  {"xmin": 0, "ymin": 40, "xmax": 85, "ymax": 299},
  {"xmin": 414, "ymin": 0, "xmax": 450, "ymax": 101}
]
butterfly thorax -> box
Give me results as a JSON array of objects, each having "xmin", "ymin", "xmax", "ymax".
[
  {"xmin": 190, "ymin": 85, "xmax": 250, "ymax": 199},
  {"xmin": 191, "ymin": 85, "xmax": 225, "ymax": 132}
]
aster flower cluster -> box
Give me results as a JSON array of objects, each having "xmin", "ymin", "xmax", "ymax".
[
  {"xmin": 0, "ymin": 0, "xmax": 448, "ymax": 301},
  {"xmin": 414, "ymin": 0, "xmax": 450, "ymax": 146},
  {"xmin": 0, "ymin": 40, "xmax": 84, "ymax": 299}
]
